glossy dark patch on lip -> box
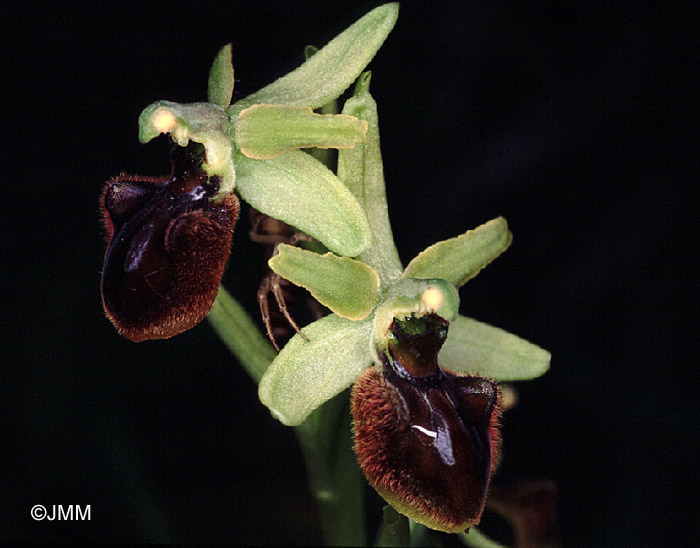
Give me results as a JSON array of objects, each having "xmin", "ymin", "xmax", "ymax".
[
  {"xmin": 351, "ymin": 313, "xmax": 501, "ymax": 532},
  {"xmin": 100, "ymin": 145, "xmax": 240, "ymax": 342}
]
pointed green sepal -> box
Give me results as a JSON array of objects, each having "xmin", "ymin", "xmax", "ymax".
[
  {"xmin": 228, "ymin": 3, "xmax": 399, "ymax": 114},
  {"xmin": 258, "ymin": 314, "xmax": 374, "ymax": 426},
  {"xmin": 208, "ymin": 43, "xmax": 234, "ymax": 108},
  {"xmin": 233, "ymin": 148, "xmax": 371, "ymax": 256},
  {"xmin": 138, "ymin": 100, "xmax": 236, "ymax": 193},
  {"xmin": 439, "ymin": 315, "xmax": 551, "ymax": 380},
  {"xmin": 235, "ymin": 104, "xmax": 367, "ymax": 159},
  {"xmin": 269, "ymin": 244, "xmax": 381, "ymax": 320},
  {"xmin": 403, "ymin": 217, "xmax": 512, "ymax": 287}
]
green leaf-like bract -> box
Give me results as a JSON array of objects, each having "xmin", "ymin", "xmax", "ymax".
[
  {"xmin": 259, "ymin": 315, "xmax": 374, "ymax": 426},
  {"xmin": 208, "ymin": 44, "xmax": 234, "ymax": 108},
  {"xmin": 403, "ymin": 217, "xmax": 512, "ymax": 287},
  {"xmin": 228, "ymin": 3, "xmax": 399, "ymax": 114},
  {"xmin": 439, "ymin": 315, "xmax": 551, "ymax": 380},
  {"xmin": 233, "ymin": 148, "xmax": 372, "ymax": 256},
  {"xmin": 338, "ymin": 83, "xmax": 403, "ymax": 284},
  {"xmin": 269, "ymin": 244, "xmax": 381, "ymax": 320}
]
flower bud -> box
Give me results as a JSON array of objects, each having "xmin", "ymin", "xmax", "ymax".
[
  {"xmin": 352, "ymin": 313, "xmax": 501, "ymax": 533},
  {"xmin": 100, "ymin": 144, "xmax": 239, "ymax": 341}
]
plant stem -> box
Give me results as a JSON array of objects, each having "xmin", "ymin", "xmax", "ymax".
[
  {"xmin": 459, "ymin": 527, "xmax": 507, "ymax": 548},
  {"xmin": 296, "ymin": 391, "xmax": 366, "ymax": 546},
  {"xmin": 375, "ymin": 506, "xmax": 410, "ymax": 547},
  {"xmin": 208, "ymin": 287, "xmax": 366, "ymax": 545},
  {"xmin": 207, "ymin": 285, "xmax": 277, "ymax": 382}
]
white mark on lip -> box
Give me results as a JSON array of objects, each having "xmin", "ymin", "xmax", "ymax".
[{"xmin": 411, "ymin": 425, "xmax": 437, "ymax": 439}]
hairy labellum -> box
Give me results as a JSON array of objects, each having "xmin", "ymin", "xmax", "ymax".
[
  {"xmin": 100, "ymin": 145, "xmax": 240, "ymax": 342},
  {"xmin": 351, "ymin": 314, "xmax": 501, "ymax": 533}
]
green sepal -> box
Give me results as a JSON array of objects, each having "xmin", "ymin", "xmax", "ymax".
[
  {"xmin": 138, "ymin": 100, "xmax": 236, "ymax": 193},
  {"xmin": 228, "ymin": 3, "xmax": 399, "ymax": 115},
  {"xmin": 207, "ymin": 43, "xmax": 234, "ymax": 108},
  {"xmin": 439, "ymin": 315, "xmax": 551, "ymax": 380},
  {"xmin": 235, "ymin": 104, "xmax": 367, "ymax": 159},
  {"xmin": 403, "ymin": 217, "xmax": 512, "ymax": 288},
  {"xmin": 258, "ymin": 314, "xmax": 374, "ymax": 426},
  {"xmin": 338, "ymin": 79, "xmax": 403, "ymax": 284},
  {"xmin": 233, "ymin": 147, "xmax": 372, "ymax": 256},
  {"xmin": 269, "ymin": 244, "xmax": 381, "ymax": 320}
]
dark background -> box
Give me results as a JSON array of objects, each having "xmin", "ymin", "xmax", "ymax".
[{"xmin": 2, "ymin": 2, "xmax": 697, "ymax": 545}]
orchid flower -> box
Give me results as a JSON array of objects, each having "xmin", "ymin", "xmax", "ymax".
[{"xmin": 102, "ymin": 3, "xmax": 551, "ymax": 543}]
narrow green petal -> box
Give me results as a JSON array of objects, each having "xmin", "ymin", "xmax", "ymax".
[
  {"xmin": 403, "ymin": 217, "xmax": 512, "ymax": 288},
  {"xmin": 303, "ymin": 45, "xmax": 341, "ymax": 167},
  {"xmin": 235, "ymin": 104, "xmax": 367, "ymax": 159},
  {"xmin": 269, "ymin": 244, "xmax": 381, "ymax": 320},
  {"xmin": 228, "ymin": 3, "xmax": 399, "ymax": 114},
  {"xmin": 258, "ymin": 315, "xmax": 374, "ymax": 426},
  {"xmin": 233, "ymin": 148, "xmax": 371, "ymax": 256},
  {"xmin": 208, "ymin": 44, "xmax": 234, "ymax": 108},
  {"xmin": 439, "ymin": 315, "xmax": 551, "ymax": 381},
  {"xmin": 338, "ymin": 81, "xmax": 403, "ymax": 284}
]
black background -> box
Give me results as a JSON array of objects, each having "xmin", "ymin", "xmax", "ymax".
[{"xmin": 2, "ymin": 2, "xmax": 697, "ymax": 546}]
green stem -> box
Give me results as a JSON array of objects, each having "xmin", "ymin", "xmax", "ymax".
[
  {"xmin": 308, "ymin": 97, "xmax": 340, "ymax": 169},
  {"xmin": 296, "ymin": 391, "xmax": 366, "ymax": 546},
  {"xmin": 208, "ymin": 287, "xmax": 365, "ymax": 545},
  {"xmin": 458, "ymin": 527, "xmax": 507, "ymax": 548},
  {"xmin": 409, "ymin": 521, "xmax": 430, "ymax": 547},
  {"xmin": 375, "ymin": 506, "xmax": 410, "ymax": 547},
  {"xmin": 207, "ymin": 285, "xmax": 277, "ymax": 382}
]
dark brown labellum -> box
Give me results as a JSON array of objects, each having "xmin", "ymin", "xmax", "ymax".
[
  {"xmin": 100, "ymin": 145, "xmax": 240, "ymax": 342},
  {"xmin": 351, "ymin": 314, "xmax": 501, "ymax": 533}
]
